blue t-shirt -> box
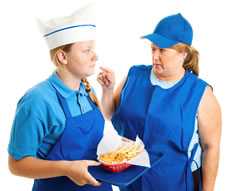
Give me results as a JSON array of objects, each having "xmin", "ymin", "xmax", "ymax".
[{"xmin": 8, "ymin": 72, "xmax": 95, "ymax": 160}]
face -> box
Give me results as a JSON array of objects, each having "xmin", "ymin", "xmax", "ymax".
[
  {"xmin": 151, "ymin": 44, "xmax": 186, "ymax": 77},
  {"xmin": 61, "ymin": 40, "xmax": 97, "ymax": 79}
]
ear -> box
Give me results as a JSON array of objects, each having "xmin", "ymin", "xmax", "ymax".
[
  {"xmin": 56, "ymin": 50, "xmax": 68, "ymax": 65},
  {"xmin": 182, "ymin": 52, "xmax": 188, "ymax": 60}
]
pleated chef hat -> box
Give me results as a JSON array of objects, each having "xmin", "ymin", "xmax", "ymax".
[{"xmin": 37, "ymin": 2, "xmax": 96, "ymax": 50}]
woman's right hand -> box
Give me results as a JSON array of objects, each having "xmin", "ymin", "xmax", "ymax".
[
  {"xmin": 8, "ymin": 156, "xmax": 101, "ymax": 187},
  {"xmin": 66, "ymin": 160, "xmax": 101, "ymax": 187},
  {"xmin": 97, "ymin": 66, "xmax": 115, "ymax": 92}
]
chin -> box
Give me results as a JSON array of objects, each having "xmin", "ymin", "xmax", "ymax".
[
  {"xmin": 153, "ymin": 66, "xmax": 163, "ymax": 75},
  {"xmin": 85, "ymin": 70, "xmax": 95, "ymax": 77}
]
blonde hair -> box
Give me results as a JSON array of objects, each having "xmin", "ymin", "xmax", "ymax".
[
  {"xmin": 172, "ymin": 43, "xmax": 199, "ymax": 76},
  {"xmin": 81, "ymin": 78, "xmax": 100, "ymax": 108},
  {"xmin": 50, "ymin": 44, "xmax": 100, "ymax": 107}
]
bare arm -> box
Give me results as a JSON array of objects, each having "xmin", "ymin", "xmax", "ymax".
[
  {"xmin": 113, "ymin": 78, "xmax": 127, "ymax": 111},
  {"xmin": 8, "ymin": 155, "xmax": 101, "ymax": 186},
  {"xmin": 97, "ymin": 66, "xmax": 127, "ymax": 119},
  {"xmin": 198, "ymin": 86, "xmax": 222, "ymax": 191}
]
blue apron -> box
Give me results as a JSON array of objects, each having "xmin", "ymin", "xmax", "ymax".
[
  {"xmin": 112, "ymin": 65, "xmax": 207, "ymax": 191},
  {"xmin": 33, "ymin": 87, "xmax": 112, "ymax": 191}
]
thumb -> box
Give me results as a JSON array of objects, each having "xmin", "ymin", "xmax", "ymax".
[{"xmin": 85, "ymin": 160, "xmax": 101, "ymax": 167}]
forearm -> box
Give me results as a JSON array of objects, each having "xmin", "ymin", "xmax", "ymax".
[
  {"xmin": 9, "ymin": 156, "xmax": 69, "ymax": 179},
  {"xmin": 101, "ymin": 89, "xmax": 115, "ymax": 119},
  {"xmin": 202, "ymin": 147, "xmax": 220, "ymax": 191}
]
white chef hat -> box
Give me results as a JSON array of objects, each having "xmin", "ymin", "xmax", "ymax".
[{"xmin": 37, "ymin": 2, "xmax": 96, "ymax": 50}]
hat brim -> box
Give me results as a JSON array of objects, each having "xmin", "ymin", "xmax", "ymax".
[{"xmin": 142, "ymin": 33, "xmax": 178, "ymax": 48}]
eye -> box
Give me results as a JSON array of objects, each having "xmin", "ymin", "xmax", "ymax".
[
  {"xmin": 82, "ymin": 49, "xmax": 91, "ymax": 54},
  {"xmin": 160, "ymin": 48, "xmax": 165, "ymax": 53}
]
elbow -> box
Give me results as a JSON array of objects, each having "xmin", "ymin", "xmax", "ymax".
[
  {"xmin": 104, "ymin": 112, "xmax": 113, "ymax": 120},
  {"xmin": 201, "ymin": 136, "xmax": 221, "ymax": 153},
  {"xmin": 101, "ymin": 106, "xmax": 114, "ymax": 120},
  {"xmin": 8, "ymin": 156, "xmax": 22, "ymax": 176},
  {"xmin": 202, "ymin": 143, "xmax": 220, "ymax": 155},
  {"xmin": 99, "ymin": 104, "xmax": 114, "ymax": 120}
]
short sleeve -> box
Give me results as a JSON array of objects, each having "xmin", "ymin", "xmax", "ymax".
[{"xmin": 8, "ymin": 102, "xmax": 45, "ymax": 160}]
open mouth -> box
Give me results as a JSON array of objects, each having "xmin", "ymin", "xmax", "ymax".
[{"xmin": 153, "ymin": 64, "xmax": 162, "ymax": 68}]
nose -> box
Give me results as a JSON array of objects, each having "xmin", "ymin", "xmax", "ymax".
[
  {"xmin": 152, "ymin": 49, "xmax": 160, "ymax": 62},
  {"xmin": 91, "ymin": 51, "xmax": 98, "ymax": 61}
]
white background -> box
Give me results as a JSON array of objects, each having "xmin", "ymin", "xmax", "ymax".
[{"xmin": 1, "ymin": 0, "xmax": 250, "ymax": 190}]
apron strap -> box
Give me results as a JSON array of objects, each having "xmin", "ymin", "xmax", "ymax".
[
  {"xmin": 85, "ymin": 91, "xmax": 99, "ymax": 110},
  {"xmin": 49, "ymin": 81, "xmax": 72, "ymax": 118},
  {"xmin": 55, "ymin": 91, "xmax": 72, "ymax": 118},
  {"xmin": 186, "ymin": 143, "xmax": 202, "ymax": 191},
  {"xmin": 190, "ymin": 143, "xmax": 199, "ymax": 167}
]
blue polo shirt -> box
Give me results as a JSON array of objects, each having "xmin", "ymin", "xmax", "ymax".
[{"xmin": 8, "ymin": 72, "xmax": 95, "ymax": 160}]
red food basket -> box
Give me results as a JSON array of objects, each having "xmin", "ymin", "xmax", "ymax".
[{"xmin": 100, "ymin": 162, "xmax": 132, "ymax": 173}]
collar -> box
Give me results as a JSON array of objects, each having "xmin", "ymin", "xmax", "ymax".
[
  {"xmin": 48, "ymin": 72, "xmax": 89, "ymax": 98},
  {"xmin": 150, "ymin": 69, "xmax": 180, "ymax": 89}
]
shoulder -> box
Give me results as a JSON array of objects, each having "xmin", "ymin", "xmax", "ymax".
[
  {"xmin": 128, "ymin": 64, "xmax": 151, "ymax": 77},
  {"xmin": 21, "ymin": 80, "xmax": 55, "ymax": 104},
  {"xmin": 16, "ymin": 80, "xmax": 57, "ymax": 118},
  {"xmin": 185, "ymin": 73, "xmax": 213, "ymax": 99},
  {"xmin": 198, "ymin": 86, "xmax": 221, "ymax": 118},
  {"xmin": 187, "ymin": 72, "xmax": 208, "ymax": 87}
]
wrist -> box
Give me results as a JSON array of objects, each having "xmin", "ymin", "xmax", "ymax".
[
  {"xmin": 60, "ymin": 160, "xmax": 72, "ymax": 177},
  {"xmin": 102, "ymin": 87, "xmax": 114, "ymax": 94}
]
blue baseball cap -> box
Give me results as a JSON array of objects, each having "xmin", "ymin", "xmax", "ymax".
[{"xmin": 142, "ymin": 13, "xmax": 193, "ymax": 48}]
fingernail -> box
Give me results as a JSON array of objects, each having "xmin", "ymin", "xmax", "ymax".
[{"xmin": 97, "ymin": 182, "xmax": 101, "ymax": 186}]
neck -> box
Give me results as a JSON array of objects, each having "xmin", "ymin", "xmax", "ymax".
[
  {"xmin": 155, "ymin": 68, "xmax": 185, "ymax": 82},
  {"xmin": 56, "ymin": 69, "xmax": 82, "ymax": 91}
]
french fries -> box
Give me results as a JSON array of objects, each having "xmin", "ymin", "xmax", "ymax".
[{"xmin": 99, "ymin": 141, "xmax": 143, "ymax": 164}]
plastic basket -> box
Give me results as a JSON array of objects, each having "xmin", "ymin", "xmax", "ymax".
[{"xmin": 100, "ymin": 162, "xmax": 132, "ymax": 173}]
